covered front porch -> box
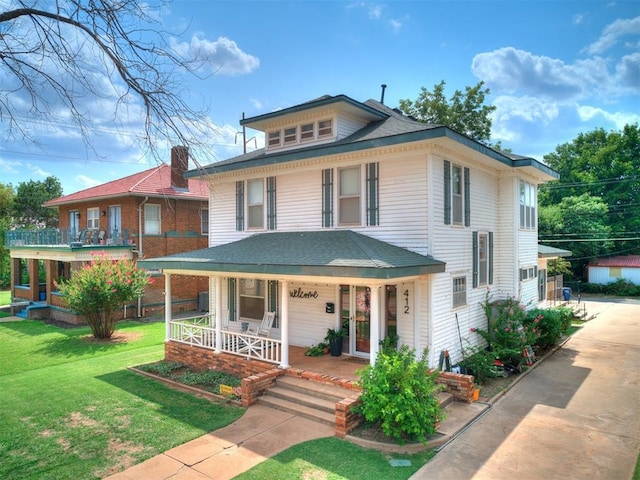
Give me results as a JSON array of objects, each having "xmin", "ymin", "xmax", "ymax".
[{"xmin": 142, "ymin": 230, "xmax": 446, "ymax": 370}]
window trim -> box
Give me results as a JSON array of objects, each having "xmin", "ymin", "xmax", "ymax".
[
  {"xmin": 144, "ymin": 204, "xmax": 161, "ymax": 235},
  {"xmin": 200, "ymin": 208, "xmax": 209, "ymax": 235},
  {"xmin": 283, "ymin": 126, "xmax": 297, "ymax": 145},
  {"xmin": 452, "ymin": 276, "xmax": 467, "ymax": 309},
  {"xmin": 247, "ymin": 178, "xmax": 265, "ymax": 230},
  {"xmin": 519, "ymin": 179, "xmax": 536, "ymax": 230},
  {"xmin": 338, "ymin": 165, "xmax": 362, "ymax": 226},
  {"xmin": 267, "ymin": 130, "xmax": 281, "ymax": 148},
  {"xmin": 87, "ymin": 207, "xmax": 99, "ymax": 230}
]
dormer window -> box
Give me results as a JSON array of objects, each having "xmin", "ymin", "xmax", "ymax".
[
  {"xmin": 300, "ymin": 123, "xmax": 314, "ymax": 142},
  {"xmin": 284, "ymin": 127, "xmax": 297, "ymax": 145},
  {"xmin": 268, "ymin": 130, "xmax": 281, "ymax": 147},
  {"xmin": 318, "ymin": 119, "xmax": 332, "ymax": 138}
]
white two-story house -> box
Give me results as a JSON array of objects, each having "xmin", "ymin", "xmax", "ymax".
[{"xmin": 140, "ymin": 94, "xmax": 558, "ymax": 371}]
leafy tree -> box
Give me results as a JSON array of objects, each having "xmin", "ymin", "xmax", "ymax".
[
  {"xmin": 0, "ymin": 1, "xmax": 214, "ymax": 160},
  {"xmin": 0, "ymin": 183, "xmax": 15, "ymax": 288},
  {"xmin": 12, "ymin": 177, "xmax": 62, "ymax": 228},
  {"xmin": 539, "ymin": 193, "xmax": 613, "ymax": 279},
  {"xmin": 398, "ymin": 80, "xmax": 496, "ymax": 143},
  {"xmin": 540, "ymin": 125, "xmax": 640, "ymax": 259},
  {"xmin": 57, "ymin": 252, "xmax": 150, "ymax": 338}
]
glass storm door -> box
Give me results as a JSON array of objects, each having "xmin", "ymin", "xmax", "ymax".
[
  {"xmin": 340, "ymin": 285, "xmax": 371, "ymax": 357},
  {"xmin": 109, "ymin": 206, "xmax": 122, "ymax": 243}
]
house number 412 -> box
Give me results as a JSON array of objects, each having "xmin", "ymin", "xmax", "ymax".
[{"xmin": 403, "ymin": 289, "xmax": 410, "ymax": 314}]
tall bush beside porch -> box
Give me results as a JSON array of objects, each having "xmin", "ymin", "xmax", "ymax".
[{"xmin": 57, "ymin": 252, "xmax": 150, "ymax": 338}]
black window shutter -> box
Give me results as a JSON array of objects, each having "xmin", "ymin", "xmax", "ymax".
[
  {"xmin": 267, "ymin": 176, "xmax": 277, "ymax": 230},
  {"xmin": 488, "ymin": 231, "xmax": 494, "ymax": 285},
  {"xmin": 366, "ymin": 162, "xmax": 379, "ymax": 226},
  {"xmin": 268, "ymin": 280, "xmax": 278, "ymax": 327},
  {"xmin": 322, "ymin": 169, "xmax": 333, "ymax": 228},
  {"xmin": 464, "ymin": 167, "xmax": 471, "ymax": 227},
  {"xmin": 472, "ymin": 231, "xmax": 478, "ymax": 288},
  {"xmin": 235, "ymin": 181, "xmax": 244, "ymax": 231},
  {"xmin": 228, "ymin": 278, "xmax": 236, "ymax": 321},
  {"xmin": 444, "ymin": 160, "xmax": 451, "ymax": 225}
]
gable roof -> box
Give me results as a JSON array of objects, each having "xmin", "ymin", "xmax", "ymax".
[
  {"xmin": 187, "ymin": 95, "xmax": 558, "ymax": 181},
  {"xmin": 44, "ymin": 163, "xmax": 209, "ymax": 207},
  {"xmin": 138, "ymin": 230, "xmax": 446, "ymax": 279},
  {"xmin": 588, "ymin": 255, "xmax": 640, "ymax": 268}
]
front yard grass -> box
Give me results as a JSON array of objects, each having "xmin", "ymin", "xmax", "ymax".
[{"xmin": 0, "ymin": 319, "xmax": 244, "ymax": 480}]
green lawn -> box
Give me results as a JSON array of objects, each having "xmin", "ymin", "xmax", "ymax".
[
  {"xmin": 0, "ymin": 319, "xmax": 244, "ymax": 480},
  {"xmin": 0, "ymin": 289, "xmax": 10, "ymax": 305}
]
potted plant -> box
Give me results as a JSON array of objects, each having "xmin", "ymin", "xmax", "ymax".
[{"xmin": 325, "ymin": 327, "xmax": 345, "ymax": 356}]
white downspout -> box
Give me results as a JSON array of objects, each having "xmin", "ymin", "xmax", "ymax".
[{"xmin": 137, "ymin": 196, "xmax": 149, "ymax": 317}]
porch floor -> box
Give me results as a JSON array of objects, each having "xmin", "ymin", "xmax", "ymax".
[{"xmin": 287, "ymin": 346, "xmax": 368, "ymax": 383}]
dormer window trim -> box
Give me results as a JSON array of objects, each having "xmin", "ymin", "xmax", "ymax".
[{"xmin": 268, "ymin": 130, "xmax": 281, "ymax": 148}]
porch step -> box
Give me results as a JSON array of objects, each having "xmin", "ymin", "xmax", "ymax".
[
  {"xmin": 438, "ymin": 391, "xmax": 454, "ymax": 408},
  {"xmin": 257, "ymin": 375, "xmax": 354, "ymax": 426}
]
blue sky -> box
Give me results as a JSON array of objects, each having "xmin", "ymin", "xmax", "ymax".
[{"xmin": 1, "ymin": 0, "xmax": 639, "ymax": 195}]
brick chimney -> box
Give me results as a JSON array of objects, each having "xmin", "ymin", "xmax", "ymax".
[{"xmin": 170, "ymin": 146, "xmax": 189, "ymax": 190}]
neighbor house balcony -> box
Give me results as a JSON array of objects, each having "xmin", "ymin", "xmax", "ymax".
[{"xmin": 5, "ymin": 228, "xmax": 132, "ymax": 248}]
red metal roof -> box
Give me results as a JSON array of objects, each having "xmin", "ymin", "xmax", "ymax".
[
  {"xmin": 588, "ymin": 255, "xmax": 640, "ymax": 268},
  {"xmin": 44, "ymin": 163, "xmax": 209, "ymax": 207}
]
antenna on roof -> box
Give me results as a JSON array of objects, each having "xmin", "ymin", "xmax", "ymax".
[
  {"xmin": 234, "ymin": 112, "xmax": 257, "ymax": 153},
  {"xmin": 380, "ymin": 84, "xmax": 387, "ymax": 105}
]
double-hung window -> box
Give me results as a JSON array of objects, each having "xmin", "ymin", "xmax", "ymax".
[
  {"xmin": 318, "ymin": 119, "xmax": 333, "ymax": 138},
  {"xmin": 201, "ymin": 208, "xmax": 209, "ymax": 235},
  {"xmin": 144, "ymin": 204, "xmax": 161, "ymax": 234},
  {"xmin": 87, "ymin": 207, "xmax": 99, "ymax": 229},
  {"xmin": 300, "ymin": 123, "xmax": 314, "ymax": 142},
  {"xmin": 268, "ymin": 130, "xmax": 281, "ymax": 148},
  {"xmin": 284, "ymin": 127, "xmax": 297, "ymax": 145},
  {"xmin": 338, "ymin": 166, "xmax": 361, "ymax": 225},
  {"xmin": 472, "ymin": 231, "xmax": 493, "ymax": 288},
  {"xmin": 453, "ymin": 276, "xmax": 467, "ymax": 308},
  {"xmin": 247, "ymin": 179, "xmax": 265, "ymax": 229},
  {"xmin": 519, "ymin": 180, "xmax": 536, "ymax": 230},
  {"xmin": 239, "ymin": 279, "xmax": 265, "ymax": 321},
  {"xmin": 444, "ymin": 160, "xmax": 470, "ymax": 226}
]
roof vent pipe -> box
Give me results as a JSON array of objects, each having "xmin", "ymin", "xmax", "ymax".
[{"xmin": 380, "ymin": 84, "xmax": 387, "ymax": 105}]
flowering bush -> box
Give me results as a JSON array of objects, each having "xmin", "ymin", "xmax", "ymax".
[
  {"xmin": 57, "ymin": 252, "xmax": 150, "ymax": 338},
  {"xmin": 523, "ymin": 307, "xmax": 573, "ymax": 350}
]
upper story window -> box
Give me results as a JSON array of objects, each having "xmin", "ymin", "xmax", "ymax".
[
  {"xmin": 144, "ymin": 204, "xmax": 161, "ymax": 234},
  {"xmin": 283, "ymin": 127, "xmax": 297, "ymax": 145},
  {"xmin": 519, "ymin": 180, "xmax": 536, "ymax": 230},
  {"xmin": 338, "ymin": 166, "xmax": 361, "ymax": 225},
  {"xmin": 444, "ymin": 160, "xmax": 470, "ymax": 227},
  {"xmin": 266, "ymin": 118, "xmax": 334, "ymax": 151},
  {"xmin": 300, "ymin": 123, "xmax": 314, "ymax": 142},
  {"xmin": 318, "ymin": 119, "xmax": 333, "ymax": 138},
  {"xmin": 452, "ymin": 164, "xmax": 463, "ymax": 225},
  {"xmin": 247, "ymin": 179, "xmax": 265, "ymax": 229},
  {"xmin": 473, "ymin": 231, "xmax": 493, "ymax": 288},
  {"xmin": 87, "ymin": 207, "xmax": 99, "ymax": 229},
  {"xmin": 268, "ymin": 130, "xmax": 281, "ymax": 147},
  {"xmin": 201, "ymin": 208, "xmax": 209, "ymax": 235}
]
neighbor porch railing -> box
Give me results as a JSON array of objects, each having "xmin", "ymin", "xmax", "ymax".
[
  {"xmin": 168, "ymin": 314, "xmax": 282, "ymax": 365},
  {"xmin": 5, "ymin": 228, "xmax": 131, "ymax": 247}
]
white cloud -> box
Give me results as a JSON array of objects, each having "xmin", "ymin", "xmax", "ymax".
[
  {"xmin": 75, "ymin": 175, "xmax": 103, "ymax": 188},
  {"xmin": 369, "ymin": 4, "xmax": 383, "ymax": 19},
  {"xmin": 0, "ymin": 158, "xmax": 21, "ymax": 175},
  {"xmin": 389, "ymin": 19, "xmax": 402, "ymax": 32},
  {"xmin": 27, "ymin": 163, "xmax": 51, "ymax": 178},
  {"xmin": 615, "ymin": 52, "xmax": 640, "ymax": 92},
  {"xmin": 472, "ymin": 47, "xmax": 618, "ymax": 101},
  {"xmin": 171, "ymin": 35, "xmax": 259, "ymax": 76},
  {"xmin": 577, "ymin": 105, "xmax": 640, "ymax": 128},
  {"xmin": 573, "ymin": 14, "xmax": 585, "ymax": 25},
  {"xmin": 250, "ymin": 98, "xmax": 263, "ymax": 109},
  {"xmin": 584, "ymin": 16, "xmax": 640, "ymax": 55}
]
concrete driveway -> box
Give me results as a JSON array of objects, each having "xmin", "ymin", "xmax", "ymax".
[{"xmin": 411, "ymin": 297, "xmax": 640, "ymax": 480}]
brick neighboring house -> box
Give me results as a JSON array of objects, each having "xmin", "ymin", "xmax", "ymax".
[{"xmin": 7, "ymin": 146, "xmax": 210, "ymax": 323}]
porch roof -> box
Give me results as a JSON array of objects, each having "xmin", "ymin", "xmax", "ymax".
[{"xmin": 138, "ymin": 230, "xmax": 446, "ymax": 279}]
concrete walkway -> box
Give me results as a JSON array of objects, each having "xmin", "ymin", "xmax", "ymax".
[
  {"xmin": 104, "ymin": 404, "xmax": 335, "ymax": 480},
  {"xmin": 410, "ymin": 297, "xmax": 640, "ymax": 480}
]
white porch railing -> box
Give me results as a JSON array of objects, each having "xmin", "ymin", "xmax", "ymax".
[{"xmin": 168, "ymin": 314, "xmax": 282, "ymax": 365}]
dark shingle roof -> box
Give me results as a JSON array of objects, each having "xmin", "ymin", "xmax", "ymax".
[{"xmin": 139, "ymin": 230, "xmax": 445, "ymax": 279}]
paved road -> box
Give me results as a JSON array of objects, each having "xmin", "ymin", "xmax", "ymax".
[{"xmin": 411, "ymin": 297, "xmax": 640, "ymax": 480}]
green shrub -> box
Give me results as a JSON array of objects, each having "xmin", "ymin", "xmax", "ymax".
[
  {"xmin": 580, "ymin": 279, "xmax": 640, "ymax": 297},
  {"xmin": 459, "ymin": 344, "xmax": 496, "ymax": 384},
  {"xmin": 354, "ymin": 346, "xmax": 444, "ymax": 442},
  {"xmin": 138, "ymin": 361, "xmax": 184, "ymax": 376},
  {"xmin": 171, "ymin": 370, "xmax": 241, "ymax": 389},
  {"xmin": 524, "ymin": 307, "xmax": 573, "ymax": 350}
]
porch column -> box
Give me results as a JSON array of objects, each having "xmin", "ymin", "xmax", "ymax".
[
  {"xmin": 369, "ymin": 285, "xmax": 381, "ymax": 365},
  {"xmin": 279, "ymin": 279, "xmax": 290, "ymax": 369},
  {"xmin": 214, "ymin": 276, "xmax": 222, "ymax": 353},
  {"xmin": 164, "ymin": 273, "xmax": 172, "ymax": 341}
]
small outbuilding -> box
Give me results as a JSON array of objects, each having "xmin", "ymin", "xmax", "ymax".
[{"xmin": 587, "ymin": 255, "xmax": 640, "ymax": 285}]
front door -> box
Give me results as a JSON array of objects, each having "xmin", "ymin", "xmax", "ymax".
[{"xmin": 340, "ymin": 285, "xmax": 371, "ymax": 357}]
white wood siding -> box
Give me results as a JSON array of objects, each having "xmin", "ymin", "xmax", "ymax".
[
  {"xmin": 287, "ymin": 282, "xmax": 338, "ymax": 347},
  {"xmin": 589, "ymin": 266, "xmax": 640, "ymax": 285}
]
